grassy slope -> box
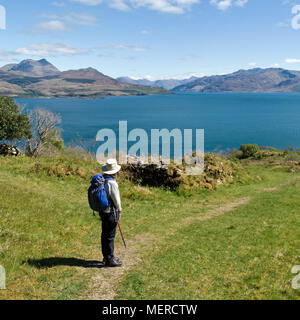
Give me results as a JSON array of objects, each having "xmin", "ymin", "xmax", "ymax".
[{"xmin": 0, "ymin": 157, "xmax": 299, "ymax": 300}]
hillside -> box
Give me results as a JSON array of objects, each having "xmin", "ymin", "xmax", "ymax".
[
  {"xmin": 0, "ymin": 59, "xmax": 170, "ymax": 98},
  {"xmin": 0, "ymin": 149, "xmax": 300, "ymax": 300},
  {"xmin": 173, "ymin": 68, "xmax": 300, "ymax": 92}
]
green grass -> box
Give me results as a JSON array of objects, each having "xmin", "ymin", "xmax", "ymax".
[{"xmin": 0, "ymin": 156, "xmax": 299, "ymax": 300}]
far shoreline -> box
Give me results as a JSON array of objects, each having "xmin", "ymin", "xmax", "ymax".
[{"xmin": 13, "ymin": 91, "xmax": 300, "ymax": 101}]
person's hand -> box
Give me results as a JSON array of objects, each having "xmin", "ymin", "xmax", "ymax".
[{"xmin": 118, "ymin": 210, "xmax": 122, "ymax": 216}]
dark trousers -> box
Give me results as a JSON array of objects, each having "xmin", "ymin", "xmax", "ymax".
[{"xmin": 99, "ymin": 209, "xmax": 119, "ymax": 260}]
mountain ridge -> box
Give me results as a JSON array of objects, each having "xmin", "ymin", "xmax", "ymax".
[
  {"xmin": 172, "ymin": 68, "xmax": 300, "ymax": 93},
  {"xmin": 0, "ymin": 59, "xmax": 61, "ymax": 77},
  {"xmin": 0, "ymin": 59, "xmax": 170, "ymax": 98},
  {"xmin": 2, "ymin": 59, "xmax": 300, "ymax": 97}
]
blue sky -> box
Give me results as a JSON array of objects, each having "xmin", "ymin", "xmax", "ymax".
[{"xmin": 0, "ymin": 0, "xmax": 300, "ymax": 79}]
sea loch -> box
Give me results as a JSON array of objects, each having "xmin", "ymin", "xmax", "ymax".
[{"xmin": 15, "ymin": 92, "xmax": 300, "ymax": 153}]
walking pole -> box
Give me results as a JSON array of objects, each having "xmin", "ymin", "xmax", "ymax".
[{"xmin": 118, "ymin": 222, "xmax": 127, "ymax": 249}]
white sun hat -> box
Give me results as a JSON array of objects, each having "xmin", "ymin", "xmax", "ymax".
[{"xmin": 102, "ymin": 158, "xmax": 121, "ymax": 175}]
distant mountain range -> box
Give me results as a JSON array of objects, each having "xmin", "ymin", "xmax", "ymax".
[
  {"xmin": 172, "ymin": 68, "xmax": 300, "ymax": 93},
  {"xmin": 0, "ymin": 59, "xmax": 170, "ymax": 98},
  {"xmin": 2, "ymin": 60, "xmax": 300, "ymax": 98},
  {"xmin": 117, "ymin": 76, "xmax": 199, "ymax": 90}
]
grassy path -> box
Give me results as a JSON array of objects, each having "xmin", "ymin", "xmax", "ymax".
[{"xmin": 88, "ymin": 197, "xmax": 251, "ymax": 300}]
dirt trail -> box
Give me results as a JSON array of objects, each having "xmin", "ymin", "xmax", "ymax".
[
  {"xmin": 87, "ymin": 196, "xmax": 250, "ymax": 300},
  {"xmin": 184, "ymin": 197, "xmax": 250, "ymax": 225},
  {"xmin": 88, "ymin": 233, "xmax": 154, "ymax": 300}
]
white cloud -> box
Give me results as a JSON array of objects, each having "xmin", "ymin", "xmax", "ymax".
[
  {"xmin": 71, "ymin": 0, "xmax": 131, "ymax": 10},
  {"xmin": 52, "ymin": 1, "xmax": 66, "ymax": 7},
  {"xmin": 70, "ymin": 0, "xmax": 248, "ymax": 14},
  {"xmin": 36, "ymin": 20, "xmax": 72, "ymax": 32},
  {"xmin": 71, "ymin": 0, "xmax": 103, "ymax": 5},
  {"xmin": 69, "ymin": 0, "xmax": 249, "ymax": 13},
  {"xmin": 141, "ymin": 29, "xmax": 152, "ymax": 34},
  {"xmin": 33, "ymin": 12, "xmax": 98, "ymax": 33},
  {"xmin": 210, "ymin": 0, "xmax": 248, "ymax": 10},
  {"xmin": 235, "ymin": 0, "xmax": 248, "ymax": 7},
  {"xmin": 63, "ymin": 13, "xmax": 98, "ymax": 25},
  {"xmin": 210, "ymin": 0, "xmax": 231, "ymax": 10},
  {"xmin": 109, "ymin": 0, "xmax": 130, "ymax": 10},
  {"xmin": 14, "ymin": 43, "xmax": 87, "ymax": 57},
  {"xmin": 248, "ymin": 62, "xmax": 256, "ymax": 67},
  {"xmin": 128, "ymin": 0, "xmax": 181, "ymax": 14},
  {"xmin": 285, "ymin": 58, "xmax": 300, "ymax": 64},
  {"xmin": 98, "ymin": 44, "xmax": 149, "ymax": 51},
  {"xmin": 40, "ymin": 13, "xmax": 98, "ymax": 26}
]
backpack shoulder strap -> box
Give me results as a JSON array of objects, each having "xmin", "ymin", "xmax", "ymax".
[
  {"xmin": 103, "ymin": 177, "xmax": 114, "ymax": 202},
  {"xmin": 104, "ymin": 177, "xmax": 115, "ymax": 181}
]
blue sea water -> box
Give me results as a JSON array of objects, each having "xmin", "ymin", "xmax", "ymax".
[{"xmin": 15, "ymin": 92, "xmax": 300, "ymax": 153}]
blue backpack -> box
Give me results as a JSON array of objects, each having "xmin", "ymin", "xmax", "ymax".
[{"xmin": 88, "ymin": 174, "xmax": 114, "ymax": 212}]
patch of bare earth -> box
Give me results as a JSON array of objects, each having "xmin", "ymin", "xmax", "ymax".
[
  {"xmin": 263, "ymin": 187, "xmax": 277, "ymax": 192},
  {"xmin": 87, "ymin": 197, "xmax": 250, "ymax": 300},
  {"xmin": 88, "ymin": 233, "xmax": 154, "ymax": 300}
]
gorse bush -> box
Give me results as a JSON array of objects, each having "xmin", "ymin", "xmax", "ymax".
[
  {"xmin": 240, "ymin": 144, "xmax": 259, "ymax": 158},
  {"xmin": 31, "ymin": 162, "xmax": 87, "ymax": 178}
]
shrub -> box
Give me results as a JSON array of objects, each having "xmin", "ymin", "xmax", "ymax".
[
  {"xmin": 121, "ymin": 153, "xmax": 250, "ymax": 191},
  {"xmin": 285, "ymin": 152, "xmax": 300, "ymax": 162},
  {"xmin": 240, "ymin": 144, "xmax": 259, "ymax": 158},
  {"xmin": 31, "ymin": 161, "xmax": 89, "ymax": 179},
  {"xmin": 254, "ymin": 152, "xmax": 264, "ymax": 160}
]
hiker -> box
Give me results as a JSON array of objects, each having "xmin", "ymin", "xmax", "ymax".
[{"xmin": 100, "ymin": 158, "xmax": 123, "ymax": 267}]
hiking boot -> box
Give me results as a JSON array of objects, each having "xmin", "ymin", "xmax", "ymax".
[
  {"xmin": 103, "ymin": 256, "xmax": 121, "ymax": 263},
  {"xmin": 104, "ymin": 257, "xmax": 122, "ymax": 267}
]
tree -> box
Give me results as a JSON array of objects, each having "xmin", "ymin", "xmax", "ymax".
[
  {"xmin": 0, "ymin": 96, "xmax": 31, "ymax": 141},
  {"xmin": 26, "ymin": 108, "xmax": 62, "ymax": 157}
]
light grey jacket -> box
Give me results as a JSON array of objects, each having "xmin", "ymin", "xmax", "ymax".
[{"xmin": 103, "ymin": 179, "xmax": 122, "ymax": 213}]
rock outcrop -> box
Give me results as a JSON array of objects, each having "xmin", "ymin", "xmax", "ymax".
[{"xmin": 0, "ymin": 144, "xmax": 22, "ymax": 156}]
